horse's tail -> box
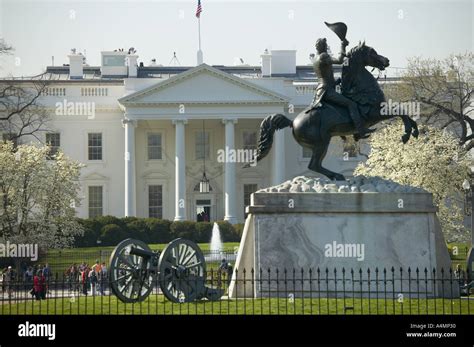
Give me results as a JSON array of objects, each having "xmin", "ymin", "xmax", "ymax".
[{"xmin": 244, "ymin": 113, "xmax": 292, "ymax": 168}]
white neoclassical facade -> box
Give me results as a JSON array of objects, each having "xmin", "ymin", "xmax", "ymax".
[{"xmin": 1, "ymin": 49, "xmax": 372, "ymax": 224}]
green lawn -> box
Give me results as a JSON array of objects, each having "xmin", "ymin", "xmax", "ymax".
[
  {"xmin": 4, "ymin": 242, "xmax": 472, "ymax": 316},
  {"xmin": 447, "ymin": 242, "xmax": 470, "ymax": 269},
  {"xmin": 39, "ymin": 242, "xmax": 468, "ymax": 277},
  {"xmin": 1, "ymin": 294, "xmax": 472, "ymax": 315},
  {"xmin": 39, "ymin": 242, "xmax": 240, "ymax": 276}
]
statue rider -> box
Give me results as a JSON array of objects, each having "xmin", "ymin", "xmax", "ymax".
[{"xmin": 307, "ymin": 37, "xmax": 374, "ymax": 139}]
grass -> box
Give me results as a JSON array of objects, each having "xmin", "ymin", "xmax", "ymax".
[
  {"xmin": 447, "ymin": 242, "xmax": 470, "ymax": 269},
  {"xmin": 38, "ymin": 242, "xmax": 469, "ymax": 276},
  {"xmin": 39, "ymin": 242, "xmax": 240, "ymax": 275},
  {"xmin": 3, "ymin": 242, "xmax": 472, "ymax": 316},
  {"xmin": 1, "ymin": 294, "xmax": 473, "ymax": 315}
]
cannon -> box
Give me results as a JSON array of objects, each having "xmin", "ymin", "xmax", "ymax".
[{"xmin": 108, "ymin": 238, "xmax": 224, "ymax": 303}]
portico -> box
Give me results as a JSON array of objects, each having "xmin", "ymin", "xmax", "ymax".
[{"xmin": 118, "ymin": 64, "xmax": 289, "ymax": 223}]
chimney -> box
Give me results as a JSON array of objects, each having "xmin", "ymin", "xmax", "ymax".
[
  {"xmin": 68, "ymin": 51, "xmax": 84, "ymax": 79},
  {"xmin": 127, "ymin": 54, "xmax": 138, "ymax": 78},
  {"xmin": 101, "ymin": 51, "xmax": 128, "ymax": 77},
  {"xmin": 270, "ymin": 50, "xmax": 296, "ymax": 75},
  {"xmin": 260, "ymin": 49, "xmax": 271, "ymax": 77}
]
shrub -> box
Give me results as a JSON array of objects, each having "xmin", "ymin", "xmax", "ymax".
[
  {"xmin": 73, "ymin": 217, "xmax": 244, "ymax": 246},
  {"xmin": 216, "ymin": 221, "xmax": 235, "ymax": 242},
  {"xmin": 74, "ymin": 219, "xmax": 101, "ymax": 247},
  {"xmin": 170, "ymin": 221, "xmax": 196, "ymax": 241},
  {"xmin": 94, "ymin": 215, "xmax": 125, "ymax": 229},
  {"xmin": 144, "ymin": 218, "xmax": 172, "ymax": 243},
  {"xmin": 232, "ymin": 223, "xmax": 245, "ymax": 241},
  {"xmin": 195, "ymin": 222, "xmax": 213, "ymax": 243},
  {"xmin": 126, "ymin": 220, "xmax": 151, "ymax": 243},
  {"xmin": 99, "ymin": 224, "xmax": 127, "ymax": 246},
  {"xmin": 121, "ymin": 216, "xmax": 139, "ymax": 225}
]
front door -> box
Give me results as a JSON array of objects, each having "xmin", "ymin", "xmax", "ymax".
[{"xmin": 196, "ymin": 199, "xmax": 212, "ymax": 222}]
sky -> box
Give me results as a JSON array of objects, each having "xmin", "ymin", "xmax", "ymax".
[{"xmin": 0, "ymin": 0, "xmax": 472, "ymax": 77}]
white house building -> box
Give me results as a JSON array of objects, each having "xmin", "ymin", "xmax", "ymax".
[{"xmin": 1, "ymin": 49, "xmax": 374, "ymax": 224}]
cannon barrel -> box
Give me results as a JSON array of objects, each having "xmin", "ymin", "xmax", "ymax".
[{"xmin": 129, "ymin": 246, "xmax": 156, "ymax": 258}]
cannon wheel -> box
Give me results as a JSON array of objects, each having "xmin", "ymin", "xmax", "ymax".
[
  {"xmin": 158, "ymin": 238, "xmax": 206, "ymax": 303},
  {"xmin": 109, "ymin": 238, "xmax": 156, "ymax": 303}
]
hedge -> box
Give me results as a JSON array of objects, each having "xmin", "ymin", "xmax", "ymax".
[{"xmin": 73, "ymin": 216, "xmax": 244, "ymax": 247}]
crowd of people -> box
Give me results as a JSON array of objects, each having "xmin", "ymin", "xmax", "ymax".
[
  {"xmin": 1, "ymin": 263, "xmax": 52, "ymax": 300},
  {"xmin": 0, "ymin": 261, "xmax": 108, "ymax": 300},
  {"xmin": 65, "ymin": 260, "xmax": 108, "ymax": 296}
]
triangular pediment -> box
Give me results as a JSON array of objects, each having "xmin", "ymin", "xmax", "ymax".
[
  {"xmin": 119, "ymin": 64, "xmax": 288, "ymax": 106},
  {"xmin": 142, "ymin": 170, "xmax": 171, "ymax": 180},
  {"xmin": 82, "ymin": 172, "xmax": 109, "ymax": 181}
]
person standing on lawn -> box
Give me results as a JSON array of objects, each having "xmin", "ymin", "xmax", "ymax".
[
  {"xmin": 4, "ymin": 266, "xmax": 13, "ymax": 299},
  {"xmin": 81, "ymin": 266, "xmax": 89, "ymax": 296},
  {"xmin": 33, "ymin": 269, "xmax": 46, "ymax": 300},
  {"xmin": 99, "ymin": 262, "xmax": 107, "ymax": 295}
]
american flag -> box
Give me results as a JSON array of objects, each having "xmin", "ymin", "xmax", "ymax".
[{"xmin": 195, "ymin": 0, "xmax": 202, "ymax": 18}]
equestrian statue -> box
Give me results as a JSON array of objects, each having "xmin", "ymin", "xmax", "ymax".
[{"xmin": 250, "ymin": 22, "xmax": 419, "ymax": 181}]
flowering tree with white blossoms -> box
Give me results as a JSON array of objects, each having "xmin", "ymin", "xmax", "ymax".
[
  {"xmin": 0, "ymin": 142, "xmax": 84, "ymax": 249},
  {"xmin": 355, "ymin": 121, "xmax": 471, "ymax": 243}
]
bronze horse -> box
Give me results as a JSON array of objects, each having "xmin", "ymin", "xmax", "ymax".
[{"xmin": 252, "ymin": 42, "xmax": 419, "ymax": 181}]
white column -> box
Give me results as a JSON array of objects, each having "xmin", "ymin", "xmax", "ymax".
[
  {"xmin": 123, "ymin": 118, "xmax": 137, "ymax": 216},
  {"xmin": 272, "ymin": 129, "xmax": 286, "ymax": 185},
  {"xmin": 223, "ymin": 118, "xmax": 238, "ymax": 224},
  {"xmin": 173, "ymin": 119, "xmax": 187, "ymax": 221}
]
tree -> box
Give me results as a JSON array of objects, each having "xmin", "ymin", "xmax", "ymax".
[
  {"xmin": 386, "ymin": 53, "xmax": 474, "ymax": 150},
  {"xmin": 0, "ymin": 38, "xmax": 13, "ymax": 55},
  {"xmin": 0, "ymin": 38, "xmax": 50, "ymax": 143},
  {"xmin": 0, "ymin": 142, "xmax": 84, "ymax": 249},
  {"xmin": 355, "ymin": 120, "xmax": 471, "ymax": 242}
]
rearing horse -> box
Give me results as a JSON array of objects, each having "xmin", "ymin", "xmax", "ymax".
[{"xmin": 252, "ymin": 42, "xmax": 419, "ymax": 181}]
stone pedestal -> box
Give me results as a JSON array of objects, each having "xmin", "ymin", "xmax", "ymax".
[{"xmin": 228, "ymin": 176, "xmax": 458, "ymax": 299}]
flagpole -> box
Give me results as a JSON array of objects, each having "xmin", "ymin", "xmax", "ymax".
[
  {"xmin": 198, "ymin": 17, "xmax": 202, "ymax": 51},
  {"xmin": 196, "ymin": 0, "xmax": 203, "ymax": 65}
]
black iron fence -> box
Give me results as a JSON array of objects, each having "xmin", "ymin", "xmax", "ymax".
[
  {"xmin": 2, "ymin": 250, "xmax": 238, "ymax": 280},
  {"xmin": 0, "ymin": 267, "xmax": 473, "ymax": 315}
]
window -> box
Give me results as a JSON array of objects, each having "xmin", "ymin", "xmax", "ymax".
[
  {"xmin": 147, "ymin": 133, "xmax": 162, "ymax": 160},
  {"xmin": 88, "ymin": 133, "xmax": 102, "ymax": 160},
  {"xmin": 2, "ymin": 133, "xmax": 18, "ymax": 148},
  {"xmin": 88, "ymin": 186, "xmax": 103, "ymax": 218},
  {"xmin": 195, "ymin": 131, "xmax": 210, "ymax": 160},
  {"xmin": 302, "ymin": 146, "xmax": 312, "ymax": 159},
  {"xmin": 46, "ymin": 133, "xmax": 60, "ymax": 159},
  {"xmin": 243, "ymin": 131, "xmax": 257, "ymax": 151},
  {"xmin": 243, "ymin": 184, "xmax": 258, "ymax": 218},
  {"xmin": 148, "ymin": 185, "xmax": 163, "ymax": 218}
]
